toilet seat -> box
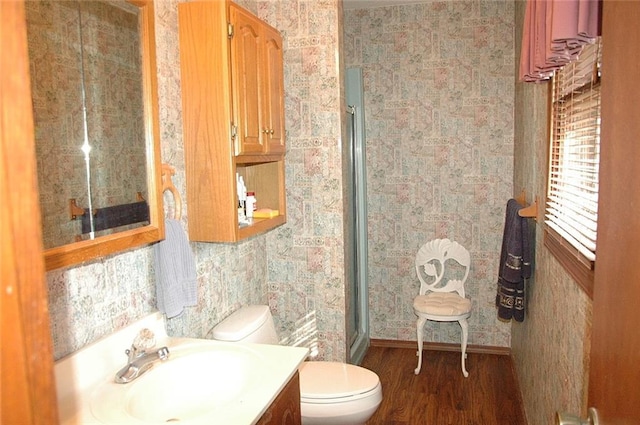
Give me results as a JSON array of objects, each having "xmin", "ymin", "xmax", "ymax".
[{"xmin": 299, "ymin": 361, "xmax": 381, "ymax": 403}]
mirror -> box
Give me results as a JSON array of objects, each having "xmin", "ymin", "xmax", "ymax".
[{"xmin": 25, "ymin": 0, "xmax": 164, "ymax": 270}]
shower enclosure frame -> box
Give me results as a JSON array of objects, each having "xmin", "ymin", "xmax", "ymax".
[{"xmin": 346, "ymin": 67, "xmax": 369, "ymax": 365}]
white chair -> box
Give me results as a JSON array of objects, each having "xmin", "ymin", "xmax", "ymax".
[{"xmin": 413, "ymin": 239, "xmax": 472, "ymax": 377}]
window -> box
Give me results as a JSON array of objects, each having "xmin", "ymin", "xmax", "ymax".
[{"xmin": 544, "ymin": 38, "xmax": 602, "ymax": 297}]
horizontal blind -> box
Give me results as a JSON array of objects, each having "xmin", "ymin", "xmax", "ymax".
[{"xmin": 546, "ymin": 38, "xmax": 602, "ymax": 263}]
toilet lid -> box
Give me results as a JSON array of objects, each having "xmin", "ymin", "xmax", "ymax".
[{"xmin": 299, "ymin": 361, "xmax": 380, "ymax": 400}]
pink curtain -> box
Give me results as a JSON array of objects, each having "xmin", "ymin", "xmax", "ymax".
[{"xmin": 519, "ymin": 0, "xmax": 601, "ymax": 82}]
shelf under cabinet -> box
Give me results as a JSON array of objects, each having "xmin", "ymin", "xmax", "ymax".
[{"xmin": 238, "ymin": 215, "xmax": 286, "ymax": 239}]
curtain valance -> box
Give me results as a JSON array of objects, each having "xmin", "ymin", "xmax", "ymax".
[{"xmin": 519, "ymin": 0, "xmax": 601, "ymax": 82}]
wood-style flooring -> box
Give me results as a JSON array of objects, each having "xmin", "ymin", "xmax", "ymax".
[{"xmin": 361, "ymin": 345, "xmax": 527, "ymax": 425}]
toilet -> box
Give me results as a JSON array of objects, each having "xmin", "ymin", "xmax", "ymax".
[{"xmin": 212, "ymin": 305, "xmax": 382, "ymax": 425}]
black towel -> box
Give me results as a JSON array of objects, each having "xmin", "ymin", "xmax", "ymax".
[
  {"xmin": 81, "ymin": 201, "xmax": 149, "ymax": 234},
  {"xmin": 496, "ymin": 199, "xmax": 531, "ymax": 322}
]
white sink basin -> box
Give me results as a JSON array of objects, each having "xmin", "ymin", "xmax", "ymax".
[
  {"xmin": 90, "ymin": 343, "xmax": 264, "ymax": 423},
  {"xmin": 54, "ymin": 313, "xmax": 309, "ymax": 425}
]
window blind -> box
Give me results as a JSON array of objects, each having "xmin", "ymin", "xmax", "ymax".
[{"xmin": 546, "ymin": 38, "xmax": 602, "ymax": 263}]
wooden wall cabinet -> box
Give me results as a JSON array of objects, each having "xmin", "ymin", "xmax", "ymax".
[{"xmin": 178, "ymin": 1, "xmax": 286, "ymax": 242}]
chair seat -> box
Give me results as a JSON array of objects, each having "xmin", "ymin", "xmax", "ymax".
[{"xmin": 413, "ymin": 292, "xmax": 472, "ymax": 316}]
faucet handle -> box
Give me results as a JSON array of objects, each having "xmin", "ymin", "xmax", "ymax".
[
  {"xmin": 125, "ymin": 329, "xmax": 156, "ymax": 361},
  {"xmin": 132, "ymin": 328, "xmax": 156, "ymax": 351}
]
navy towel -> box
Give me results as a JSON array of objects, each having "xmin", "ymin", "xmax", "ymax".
[
  {"xmin": 496, "ymin": 199, "xmax": 531, "ymax": 322},
  {"xmin": 154, "ymin": 219, "xmax": 197, "ymax": 318}
]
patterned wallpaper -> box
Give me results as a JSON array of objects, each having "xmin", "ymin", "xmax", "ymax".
[
  {"xmin": 511, "ymin": 1, "xmax": 592, "ymax": 423},
  {"xmin": 258, "ymin": 0, "xmax": 349, "ymax": 361},
  {"xmin": 26, "ymin": 1, "xmax": 147, "ymax": 249},
  {"xmin": 344, "ymin": 1, "xmax": 515, "ymax": 347}
]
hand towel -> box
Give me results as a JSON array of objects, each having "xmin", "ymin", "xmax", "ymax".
[
  {"xmin": 496, "ymin": 199, "xmax": 532, "ymax": 322},
  {"xmin": 154, "ymin": 219, "xmax": 197, "ymax": 318}
]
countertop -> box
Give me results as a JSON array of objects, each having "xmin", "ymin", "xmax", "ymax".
[{"xmin": 54, "ymin": 312, "xmax": 309, "ymax": 424}]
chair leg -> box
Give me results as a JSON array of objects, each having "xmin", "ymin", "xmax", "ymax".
[
  {"xmin": 414, "ymin": 317, "xmax": 426, "ymax": 375},
  {"xmin": 458, "ymin": 318, "xmax": 469, "ymax": 377}
]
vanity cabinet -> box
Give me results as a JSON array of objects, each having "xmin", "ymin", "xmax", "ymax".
[
  {"xmin": 256, "ymin": 371, "xmax": 302, "ymax": 425},
  {"xmin": 178, "ymin": 1, "xmax": 286, "ymax": 242}
]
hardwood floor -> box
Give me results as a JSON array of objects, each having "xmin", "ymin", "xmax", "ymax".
[{"xmin": 361, "ymin": 345, "xmax": 527, "ymax": 425}]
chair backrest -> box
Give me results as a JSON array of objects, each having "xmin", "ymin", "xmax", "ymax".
[{"xmin": 415, "ymin": 239, "xmax": 470, "ymax": 298}]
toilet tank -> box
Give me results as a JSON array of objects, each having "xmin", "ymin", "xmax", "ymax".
[{"xmin": 212, "ymin": 305, "xmax": 279, "ymax": 344}]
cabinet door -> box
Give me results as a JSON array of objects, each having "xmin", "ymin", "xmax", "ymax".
[
  {"xmin": 230, "ymin": 4, "xmax": 264, "ymax": 155},
  {"xmin": 262, "ymin": 24, "xmax": 285, "ymax": 154}
]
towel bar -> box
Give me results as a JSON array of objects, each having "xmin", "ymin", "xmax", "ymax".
[{"xmin": 516, "ymin": 189, "xmax": 538, "ymax": 220}]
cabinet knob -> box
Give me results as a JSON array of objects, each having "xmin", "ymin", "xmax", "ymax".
[{"xmin": 269, "ymin": 129, "xmax": 274, "ymax": 135}]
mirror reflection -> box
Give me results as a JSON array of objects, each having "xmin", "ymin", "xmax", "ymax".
[{"xmin": 26, "ymin": 0, "xmax": 148, "ymax": 249}]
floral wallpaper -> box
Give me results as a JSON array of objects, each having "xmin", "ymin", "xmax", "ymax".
[
  {"xmin": 257, "ymin": 0, "xmax": 349, "ymax": 361},
  {"xmin": 26, "ymin": 1, "xmax": 147, "ymax": 249},
  {"xmin": 344, "ymin": 1, "xmax": 515, "ymax": 347}
]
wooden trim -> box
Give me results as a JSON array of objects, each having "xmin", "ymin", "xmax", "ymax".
[
  {"xmin": 543, "ymin": 227, "xmax": 594, "ymax": 298},
  {"xmin": 42, "ymin": 0, "xmax": 165, "ymax": 270},
  {"xmin": 508, "ymin": 352, "xmax": 530, "ymax": 425},
  {"xmin": 370, "ymin": 339, "xmax": 511, "ymax": 356},
  {"xmin": 1, "ymin": 0, "xmax": 58, "ymax": 422}
]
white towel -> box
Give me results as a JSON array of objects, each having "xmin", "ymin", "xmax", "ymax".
[{"xmin": 154, "ymin": 219, "xmax": 197, "ymax": 318}]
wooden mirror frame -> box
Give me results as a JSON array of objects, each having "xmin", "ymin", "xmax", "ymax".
[{"xmin": 44, "ymin": 0, "xmax": 164, "ymax": 271}]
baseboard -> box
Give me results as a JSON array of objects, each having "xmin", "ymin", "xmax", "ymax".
[
  {"xmin": 508, "ymin": 355, "xmax": 529, "ymax": 424},
  {"xmin": 369, "ymin": 338, "xmax": 511, "ymax": 356}
]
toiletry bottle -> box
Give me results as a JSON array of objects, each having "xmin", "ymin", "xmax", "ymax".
[
  {"xmin": 246, "ymin": 192, "xmax": 256, "ymax": 220},
  {"xmin": 239, "ymin": 176, "xmax": 247, "ymax": 216},
  {"xmin": 236, "ymin": 173, "xmax": 246, "ymax": 223},
  {"xmin": 238, "ymin": 199, "xmax": 245, "ymax": 223}
]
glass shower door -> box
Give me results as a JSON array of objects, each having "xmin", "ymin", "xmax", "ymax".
[{"xmin": 346, "ymin": 67, "xmax": 369, "ymax": 364}]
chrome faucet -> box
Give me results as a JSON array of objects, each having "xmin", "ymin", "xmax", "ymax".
[{"xmin": 114, "ymin": 329, "xmax": 170, "ymax": 384}]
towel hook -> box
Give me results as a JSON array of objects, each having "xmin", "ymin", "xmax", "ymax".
[{"xmin": 161, "ymin": 163, "xmax": 182, "ymax": 220}]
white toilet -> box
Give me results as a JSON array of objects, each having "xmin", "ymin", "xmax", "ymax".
[{"xmin": 212, "ymin": 305, "xmax": 382, "ymax": 425}]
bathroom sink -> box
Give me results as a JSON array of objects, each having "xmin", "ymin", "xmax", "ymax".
[
  {"xmin": 54, "ymin": 313, "xmax": 308, "ymax": 425},
  {"xmin": 90, "ymin": 342, "xmax": 265, "ymax": 424}
]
